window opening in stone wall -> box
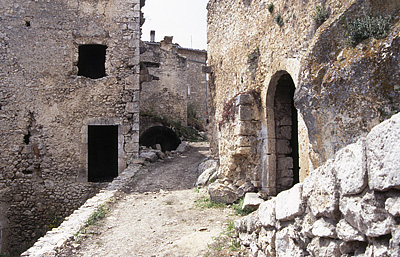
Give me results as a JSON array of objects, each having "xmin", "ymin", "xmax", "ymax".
[
  {"xmin": 274, "ymin": 73, "xmax": 299, "ymax": 193},
  {"xmin": 25, "ymin": 21, "xmax": 30, "ymax": 27},
  {"xmin": 78, "ymin": 44, "xmax": 107, "ymax": 79},
  {"xmin": 139, "ymin": 126, "xmax": 181, "ymax": 152},
  {"xmin": 88, "ymin": 125, "xmax": 118, "ymax": 182}
]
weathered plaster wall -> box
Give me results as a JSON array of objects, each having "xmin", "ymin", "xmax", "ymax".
[
  {"xmin": 0, "ymin": 0, "xmax": 141, "ymax": 253},
  {"xmin": 207, "ymin": 0, "xmax": 400, "ymax": 197},
  {"xmin": 236, "ymin": 113, "xmax": 400, "ymax": 256},
  {"xmin": 140, "ymin": 37, "xmax": 207, "ymax": 132}
]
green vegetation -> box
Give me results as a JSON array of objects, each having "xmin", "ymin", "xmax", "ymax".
[
  {"xmin": 275, "ymin": 14, "xmax": 284, "ymax": 27},
  {"xmin": 195, "ymin": 196, "xmax": 226, "ymax": 209},
  {"xmin": 267, "ymin": 2, "xmax": 274, "ymax": 13},
  {"xmin": 312, "ymin": 4, "xmax": 329, "ymax": 25},
  {"xmin": 86, "ymin": 205, "xmax": 110, "ymax": 226},
  {"xmin": 346, "ymin": 14, "xmax": 391, "ymax": 46},
  {"xmin": 232, "ymin": 197, "xmax": 255, "ymax": 216},
  {"xmin": 206, "ymin": 220, "xmax": 243, "ymax": 255}
]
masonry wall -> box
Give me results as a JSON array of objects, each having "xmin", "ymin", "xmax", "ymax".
[
  {"xmin": 140, "ymin": 38, "xmax": 207, "ymax": 133},
  {"xmin": 236, "ymin": 113, "xmax": 400, "ymax": 256},
  {"xmin": 207, "ymin": 0, "xmax": 400, "ymax": 198},
  {"xmin": 0, "ymin": 0, "xmax": 141, "ymax": 253}
]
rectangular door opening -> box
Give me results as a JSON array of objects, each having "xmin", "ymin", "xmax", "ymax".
[{"xmin": 88, "ymin": 125, "xmax": 118, "ymax": 182}]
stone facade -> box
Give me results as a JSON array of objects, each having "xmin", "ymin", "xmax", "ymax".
[
  {"xmin": 207, "ymin": 0, "xmax": 400, "ymax": 198},
  {"xmin": 140, "ymin": 36, "xmax": 208, "ymax": 134},
  {"xmin": 236, "ymin": 113, "xmax": 400, "ymax": 256},
  {"xmin": 0, "ymin": 0, "xmax": 142, "ymax": 253}
]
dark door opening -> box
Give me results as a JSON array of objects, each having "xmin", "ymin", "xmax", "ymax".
[
  {"xmin": 78, "ymin": 44, "xmax": 107, "ymax": 79},
  {"xmin": 88, "ymin": 125, "xmax": 118, "ymax": 182},
  {"xmin": 274, "ymin": 73, "xmax": 299, "ymax": 193}
]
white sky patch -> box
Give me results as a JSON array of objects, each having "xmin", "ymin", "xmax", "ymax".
[{"xmin": 141, "ymin": 0, "xmax": 208, "ymax": 50}]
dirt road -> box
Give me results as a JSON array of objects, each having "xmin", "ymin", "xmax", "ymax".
[{"xmin": 59, "ymin": 142, "xmax": 237, "ymax": 257}]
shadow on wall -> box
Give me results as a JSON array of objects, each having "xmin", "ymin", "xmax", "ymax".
[{"xmin": 139, "ymin": 126, "xmax": 181, "ymax": 152}]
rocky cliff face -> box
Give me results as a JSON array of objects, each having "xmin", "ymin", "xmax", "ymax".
[{"xmin": 295, "ymin": 0, "xmax": 400, "ymax": 167}]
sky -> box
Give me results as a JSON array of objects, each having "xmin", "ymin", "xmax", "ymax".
[{"xmin": 141, "ymin": 0, "xmax": 208, "ymax": 50}]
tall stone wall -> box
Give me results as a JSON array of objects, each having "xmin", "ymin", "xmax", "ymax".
[
  {"xmin": 235, "ymin": 113, "xmax": 400, "ymax": 256},
  {"xmin": 140, "ymin": 37, "xmax": 207, "ymax": 132},
  {"xmin": 0, "ymin": 0, "xmax": 141, "ymax": 253},
  {"xmin": 207, "ymin": 0, "xmax": 400, "ymax": 198}
]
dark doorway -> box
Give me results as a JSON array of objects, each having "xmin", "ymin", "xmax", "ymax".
[
  {"xmin": 78, "ymin": 44, "xmax": 107, "ymax": 79},
  {"xmin": 274, "ymin": 73, "xmax": 299, "ymax": 193},
  {"xmin": 139, "ymin": 126, "xmax": 181, "ymax": 152},
  {"xmin": 88, "ymin": 125, "xmax": 118, "ymax": 182}
]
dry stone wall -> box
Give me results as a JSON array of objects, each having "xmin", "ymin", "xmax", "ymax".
[
  {"xmin": 207, "ymin": 0, "xmax": 400, "ymax": 197},
  {"xmin": 0, "ymin": 0, "xmax": 141, "ymax": 253},
  {"xmin": 235, "ymin": 113, "xmax": 400, "ymax": 256}
]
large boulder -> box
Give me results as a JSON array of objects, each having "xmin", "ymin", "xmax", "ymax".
[
  {"xmin": 242, "ymin": 192, "xmax": 264, "ymax": 212},
  {"xmin": 208, "ymin": 181, "xmax": 238, "ymax": 204},
  {"xmin": 275, "ymin": 183, "xmax": 303, "ymax": 221}
]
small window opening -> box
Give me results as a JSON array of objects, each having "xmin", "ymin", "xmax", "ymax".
[
  {"xmin": 78, "ymin": 44, "xmax": 107, "ymax": 79},
  {"xmin": 25, "ymin": 21, "xmax": 31, "ymax": 27},
  {"xmin": 24, "ymin": 132, "xmax": 31, "ymax": 145}
]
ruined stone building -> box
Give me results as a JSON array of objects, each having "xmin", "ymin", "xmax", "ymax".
[
  {"xmin": 140, "ymin": 33, "xmax": 208, "ymax": 151},
  {"xmin": 0, "ymin": 0, "xmax": 142, "ymax": 253},
  {"xmin": 207, "ymin": 0, "xmax": 400, "ymax": 255}
]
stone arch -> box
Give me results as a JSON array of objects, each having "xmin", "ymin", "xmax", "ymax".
[
  {"xmin": 139, "ymin": 126, "xmax": 181, "ymax": 152},
  {"xmin": 263, "ymin": 71, "xmax": 299, "ymax": 195}
]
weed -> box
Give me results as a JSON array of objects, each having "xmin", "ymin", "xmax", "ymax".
[
  {"xmin": 195, "ymin": 196, "xmax": 226, "ymax": 209},
  {"xmin": 275, "ymin": 14, "xmax": 284, "ymax": 27},
  {"xmin": 232, "ymin": 197, "xmax": 255, "ymax": 216},
  {"xmin": 193, "ymin": 186, "xmax": 201, "ymax": 193},
  {"xmin": 165, "ymin": 200, "xmax": 173, "ymax": 205},
  {"xmin": 346, "ymin": 14, "xmax": 391, "ymax": 46},
  {"xmin": 267, "ymin": 2, "xmax": 274, "ymax": 13},
  {"xmin": 312, "ymin": 4, "xmax": 329, "ymax": 25},
  {"xmin": 86, "ymin": 205, "xmax": 110, "ymax": 226},
  {"xmin": 206, "ymin": 220, "xmax": 244, "ymax": 255}
]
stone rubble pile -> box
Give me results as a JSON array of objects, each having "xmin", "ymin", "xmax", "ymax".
[
  {"xmin": 234, "ymin": 113, "xmax": 400, "ymax": 256},
  {"xmin": 139, "ymin": 141, "xmax": 191, "ymax": 162}
]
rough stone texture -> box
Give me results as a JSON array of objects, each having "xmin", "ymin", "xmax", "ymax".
[
  {"xmin": 140, "ymin": 37, "xmax": 207, "ymax": 130},
  {"xmin": 197, "ymin": 159, "xmax": 219, "ymax": 176},
  {"xmin": 307, "ymin": 237, "xmax": 341, "ymax": 257},
  {"xmin": 139, "ymin": 151, "xmax": 158, "ymax": 162},
  {"xmin": 208, "ymin": 181, "xmax": 238, "ymax": 204},
  {"xmin": 0, "ymin": 0, "xmax": 141, "ymax": 253},
  {"xmin": 242, "ymin": 192, "xmax": 264, "ymax": 211},
  {"xmin": 233, "ymin": 114, "xmax": 400, "ymax": 256},
  {"xmin": 334, "ymin": 138, "xmax": 367, "ymax": 195},
  {"xmin": 258, "ymin": 199, "xmax": 276, "ymax": 228},
  {"xmin": 175, "ymin": 141, "xmax": 190, "ymax": 154},
  {"xmin": 275, "ymin": 183, "xmax": 303, "ymax": 221},
  {"xmin": 367, "ymin": 113, "xmax": 400, "ymax": 191},
  {"xmin": 336, "ymin": 219, "xmax": 365, "ymax": 242},
  {"xmin": 196, "ymin": 166, "xmax": 217, "ymax": 186}
]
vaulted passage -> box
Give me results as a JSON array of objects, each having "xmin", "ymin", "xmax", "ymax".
[
  {"xmin": 88, "ymin": 125, "xmax": 118, "ymax": 182},
  {"xmin": 274, "ymin": 74, "xmax": 299, "ymax": 193},
  {"xmin": 140, "ymin": 126, "xmax": 181, "ymax": 152},
  {"xmin": 78, "ymin": 44, "xmax": 107, "ymax": 79}
]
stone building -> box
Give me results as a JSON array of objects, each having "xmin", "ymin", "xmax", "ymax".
[
  {"xmin": 140, "ymin": 34, "xmax": 207, "ymax": 151},
  {"xmin": 207, "ymin": 0, "xmax": 400, "ymax": 198},
  {"xmin": 0, "ymin": 0, "xmax": 142, "ymax": 253}
]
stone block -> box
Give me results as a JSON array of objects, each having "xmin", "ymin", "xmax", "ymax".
[
  {"xmin": 258, "ymin": 198, "xmax": 276, "ymax": 227},
  {"xmin": 339, "ymin": 191, "xmax": 395, "ymax": 237},
  {"xmin": 275, "ymin": 225, "xmax": 304, "ymax": 257},
  {"xmin": 237, "ymin": 105, "xmax": 254, "ymax": 121},
  {"xmin": 235, "ymin": 211, "xmax": 261, "ymax": 234},
  {"xmin": 125, "ymin": 101, "xmax": 139, "ymax": 113},
  {"xmin": 277, "ymin": 156, "xmax": 293, "ymax": 170},
  {"xmin": 276, "ymin": 139, "xmax": 291, "ymax": 154},
  {"xmin": 242, "ymin": 192, "xmax": 264, "ymax": 211},
  {"xmin": 208, "ymin": 181, "xmax": 238, "ymax": 204},
  {"xmin": 196, "ymin": 167, "xmax": 217, "ymax": 186},
  {"xmin": 385, "ymin": 194, "xmax": 400, "ymax": 217},
  {"xmin": 307, "ymin": 237, "xmax": 341, "ymax": 257},
  {"xmin": 275, "ymin": 183, "xmax": 303, "ymax": 221},
  {"xmin": 276, "ymin": 126, "xmax": 291, "ymax": 139},
  {"xmin": 311, "ymin": 218, "xmax": 337, "ymax": 238},
  {"xmin": 367, "ymin": 113, "xmax": 400, "ymax": 191},
  {"xmin": 124, "ymin": 74, "xmax": 140, "ymax": 90},
  {"xmin": 336, "ymin": 219, "xmax": 365, "ymax": 242},
  {"xmin": 234, "ymin": 121, "xmax": 257, "ymax": 136},
  {"xmin": 334, "ymin": 138, "xmax": 367, "ymax": 195},
  {"xmin": 390, "ymin": 225, "xmax": 400, "ymax": 257},
  {"xmin": 235, "ymin": 94, "xmax": 253, "ymax": 106},
  {"xmin": 139, "ymin": 151, "xmax": 158, "ymax": 162}
]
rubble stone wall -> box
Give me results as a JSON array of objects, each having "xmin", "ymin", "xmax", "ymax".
[
  {"xmin": 207, "ymin": 0, "xmax": 400, "ymax": 196},
  {"xmin": 236, "ymin": 113, "xmax": 400, "ymax": 256},
  {"xmin": 140, "ymin": 38, "xmax": 207, "ymax": 130},
  {"xmin": 0, "ymin": 0, "xmax": 141, "ymax": 253}
]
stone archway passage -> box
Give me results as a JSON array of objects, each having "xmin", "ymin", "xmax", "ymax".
[
  {"xmin": 274, "ymin": 73, "xmax": 299, "ymax": 193},
  {"xmin": 140, "ymin": 126, "xmax": 181, "ymax": 152},
  {"xmin": 88, "ymin": 125, "xmax": 118, "ymax": 182}
]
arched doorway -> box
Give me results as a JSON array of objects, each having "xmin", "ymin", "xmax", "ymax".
[
  {"xmin": 139, "ymin": 126, "xmax": 181, "ymax": 152},
  {"xmin": 263, "ymin": 71, "xmax": 299, "ymax": 195}
]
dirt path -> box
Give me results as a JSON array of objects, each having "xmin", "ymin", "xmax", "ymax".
[{"xmin": 60, "ymin": 142, "xmax": 237, "ymax": 257}]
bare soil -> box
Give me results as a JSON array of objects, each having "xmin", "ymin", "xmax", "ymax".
[{"xmin": 59, "ymin": 142, "xmax": 241, "ymax": 257}]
